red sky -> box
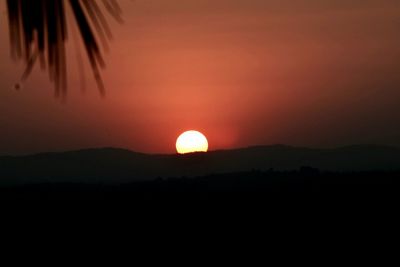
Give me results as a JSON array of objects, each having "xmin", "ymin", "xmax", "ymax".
[{"xmin": 1, "ymin": 0, "xmax": 400, "ymax": 155}]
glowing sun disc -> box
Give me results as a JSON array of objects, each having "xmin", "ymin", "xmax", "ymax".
[{"xmin": 176, "ymin": 130, "xmax": 209, "ymax": 154}]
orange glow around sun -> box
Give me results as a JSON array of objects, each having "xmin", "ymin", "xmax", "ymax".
[{"xmin": 176, "ymin": 130, "xmax": 209, "ymax": 154}]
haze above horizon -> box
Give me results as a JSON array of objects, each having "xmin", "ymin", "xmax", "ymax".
[{"xmin": 0, "ymin": 0, "xmax": 399, "ymax": 155}]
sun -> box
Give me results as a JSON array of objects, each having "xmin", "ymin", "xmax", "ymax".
[{"xmin": 176, "ymin": 130, "xmax": 209, "ymax": 154}]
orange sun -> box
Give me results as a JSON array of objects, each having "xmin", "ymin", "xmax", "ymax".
[{"xmin": 176, "ymin": 130, "xmax": 209, "ymax": 154}]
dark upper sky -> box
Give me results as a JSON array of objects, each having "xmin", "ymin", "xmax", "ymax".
[{"xmin": 0, "ymin": 0, "xmax": 400, "ymax": 155}]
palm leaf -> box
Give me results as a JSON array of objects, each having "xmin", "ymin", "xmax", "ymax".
[{"xmin": 6, "ymin": 0, "xmax": 122, "ymax": 97}]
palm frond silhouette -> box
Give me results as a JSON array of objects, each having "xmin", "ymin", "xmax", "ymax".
[{"xmin": 7, "ymin": 0, "xmax": 122, "ymax": 97}]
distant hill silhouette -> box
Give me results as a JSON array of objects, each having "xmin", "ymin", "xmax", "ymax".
[{"xmin": 1, "ymin": 145, "xmax": 400, "ymax": 186}]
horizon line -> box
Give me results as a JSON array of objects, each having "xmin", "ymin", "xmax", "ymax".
[{"xmin": 1, "ymin": 143, "xmax": 399, "ymax": 158}]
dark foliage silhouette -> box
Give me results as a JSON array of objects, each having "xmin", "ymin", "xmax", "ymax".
[
  {"xmin": 1, "ymin": 169, "xmax": 399, "ymax": 201},
  {"xmin": 6, "ymin": 0, "xmax": 122, "ymax": 97}
]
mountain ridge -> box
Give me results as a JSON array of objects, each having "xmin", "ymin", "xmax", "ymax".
[
  {"xmin": 2, "ymin": 143, "xmax": 398, "ymax": 158},
  {"xmin": 1, "ymin": 144, "xmax": 400, "ymax": 186}
]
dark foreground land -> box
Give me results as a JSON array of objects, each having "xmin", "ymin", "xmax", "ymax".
[
  {"xmin": 1, "ymin": 169, "xmax": 399, "ymax": 202},
  {"xmin": 1, "ymin": 145, "xmax": 400, "ymax": 208},
  {"xmin": 2, "ymin": 147, "xmax": 398, "ymax": 253}
]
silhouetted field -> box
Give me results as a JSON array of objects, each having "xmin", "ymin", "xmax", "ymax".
[{"xmin": 1, "ymin": 169, "xmax": 399, "ymax": 202}]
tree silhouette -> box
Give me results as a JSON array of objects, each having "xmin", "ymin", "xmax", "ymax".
[{"xmin": 6, "ymin": 0, "xmax": 122, "ymax": 97}]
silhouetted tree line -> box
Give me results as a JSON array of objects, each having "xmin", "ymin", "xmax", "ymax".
[{"xmin": 1, "ymin": 169, "xmax": 399, "ymax": 200}]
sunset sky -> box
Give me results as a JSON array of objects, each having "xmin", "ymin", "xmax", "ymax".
[{"xmin": 0, "ymin": 0, "xmax": 400, "ymax": 155}]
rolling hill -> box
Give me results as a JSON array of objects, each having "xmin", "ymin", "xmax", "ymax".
[{"xmin": 1, "ymin": 144, "xmax": 400, "ymax": 185}]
